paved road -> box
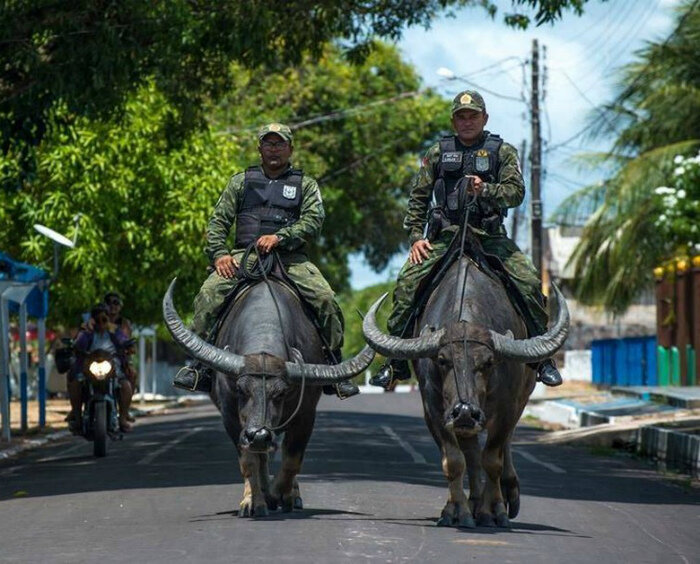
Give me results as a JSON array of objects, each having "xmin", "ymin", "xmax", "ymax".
[{"xmin": 0, "ymin": 392, "xmax": 698, "ymax": 563}]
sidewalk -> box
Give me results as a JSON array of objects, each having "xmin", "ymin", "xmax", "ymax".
[
  {"xmin": 526, "ymin": 383, "xmax": 700, "ymax": 478},
  {"xmin": 0, "ymin": 397, "xmax": 195, "ymax": 460}
]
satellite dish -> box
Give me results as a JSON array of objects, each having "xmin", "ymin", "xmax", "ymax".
[{"xmin": 33, "ymin": 224, "xmax": 75, "ymax": 248}]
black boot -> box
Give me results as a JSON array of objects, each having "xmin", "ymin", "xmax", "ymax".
[
  {"xmin": 173, "ymin": 362, "xmax": 213, "ymax": 392},
  {"xmin": 322, "ymin": 349, "xmax": 360, "ymax": 399},
  {"xmin": 536, "ymin": 359, "xmax": 563, "ymax": 387},
  {"xmin": 370, "ymin": 359, "xmax": 411, "ymax": 389}
]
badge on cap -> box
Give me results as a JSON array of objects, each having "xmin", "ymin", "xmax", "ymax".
[
  {"xmin": 269, "ymin": 123, "xmax": 281, "ymax": 132},
  {"xmin": 460, "ymin": 93, "xmax": 473, "ymax": 105},
  {"xmin": 283, "ymin": 185, "xmax": 297, "ymax": 199}
]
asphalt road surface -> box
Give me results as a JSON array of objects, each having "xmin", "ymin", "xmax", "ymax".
[{"xmin": 1, "ymin": 392, "xmax": 698, "ymax": 563}]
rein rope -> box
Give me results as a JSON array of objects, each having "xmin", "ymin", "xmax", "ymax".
[
  {"xmin": 241, "ymin": 242, "xmax": 306, "ymax": 433},
  {"xmin": 448, "ymin": 189, "xmax": 479, "ymax": 405}
]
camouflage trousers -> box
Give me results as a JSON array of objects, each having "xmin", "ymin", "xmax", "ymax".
[
  {"xmin": 386, "ymin": 231, "xmax": 548, "ymax": 338},
  {"xmin": 191, "ymin": 250, "xmax": 344, "ymax": 351}
]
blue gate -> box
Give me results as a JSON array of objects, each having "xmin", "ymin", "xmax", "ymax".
[{"xmin": 591, "ymin": 336, "xmax": 657, "ymax": 386}]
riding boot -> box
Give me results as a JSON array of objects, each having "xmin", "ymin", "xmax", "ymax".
[
  {"xmin": 173, "ymin": 362, "xmax": 213, "ymax": 393},
  {"xmin": 322, "ymin": 349, "xmax": 360, "ymax": 399},
  {"xmin": 531, "ymin": 358, "xmax": 563, "ymax": 387},
  {"xmin": 370, "ymin": 359, "xmax": 411, "ymax": 389}
]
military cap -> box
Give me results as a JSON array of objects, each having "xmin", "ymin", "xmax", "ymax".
[
  {"xmin": 257, "ymin": 123, "xmax": 293, "ymax": 144},
  {"xmin": 451, "ymin": 90, "xmax": 486, "ymax": 115}
]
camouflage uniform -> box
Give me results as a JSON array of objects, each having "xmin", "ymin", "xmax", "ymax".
[
  {"xmin": 191, "ymin": 167, "xmax": 344, "ymax": 352},
  {"xmin": 386, "ymin": 134, "xmax": 547, "ymax": 339}
]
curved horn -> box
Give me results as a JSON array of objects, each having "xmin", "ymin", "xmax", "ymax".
[
  {"xmin": 162, "ymin": 278, "xmax": 245, "ymax": 375},
  {"xmin": 362, "ymin": 293, "xmax": 445, "ymax": 359},
  {"xmin": 489, "ymin": 283, "xmax": 570, "ymax": 363},
  {"xmin": 285, "ymin": 345, "xmax": 375, "ymax": 383}
]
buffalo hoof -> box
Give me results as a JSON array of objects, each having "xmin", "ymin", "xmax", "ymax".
[
  {"xmin": 239, "ymin": 498, "xmax": 269, "ymax": 518},
  {"xmin": 476, "ymin": 513, "xmax": 496, "ymax": 528},
  {"xmin": 437, "ymin": 502, "xmax": 475, "ymax": 528},
  {"xmin": 495, "ymin": 513, "xmax": 511, "ymax": 529},
  {"xmin": 265, "ymin": 495, "xmax": 280, "ymax": 511},
  {"xmin": 294, "ymin": 496, "xmax": 303, "ymax": 510}
]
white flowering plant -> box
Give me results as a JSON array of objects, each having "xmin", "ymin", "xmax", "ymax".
[{"xmin": 653, "ymin": 151, "xmax": 700, "ymax": 256}]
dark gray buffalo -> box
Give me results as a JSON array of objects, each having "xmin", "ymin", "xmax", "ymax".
[
  {"xmin": 362, "ymin": 259, "xmax": 569, "ymax": 528},
  {"xmin": 163, "ymin": 279, "xmax": 374, "ymax": 517}
]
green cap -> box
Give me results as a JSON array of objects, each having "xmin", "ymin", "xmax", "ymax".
[
  {"xmin": 451, "ymin": 90, "xmax": 486, "ymax": 115},
  {"xmin": 257, "ymin": 123, "xmax": 293, "ymax": 144}
]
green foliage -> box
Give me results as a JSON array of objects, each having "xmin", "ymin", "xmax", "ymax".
[
  {"xmin": 652, "ymin": 153, "xmax": 700, "ymax": 255},
  {"xmin": 338, "ymin": 281, "xmax": 395, "ymax": 374},
  {"xmin": 1, "ymin": 0, "xmax": 593, "ymax": 191},
  {"xmin": 552, "ymin": 1, "xmax": 700, "ymax": 313},
  {"xmin": 0, "ymin": 43, "xmax": 446, "ymax": 325},
  {"xmin": 1, "ymin": 83, "xmax": 238, "ymax": 324}
]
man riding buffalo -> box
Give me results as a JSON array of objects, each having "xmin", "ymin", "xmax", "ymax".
[
  {"xmin": 173, "ymin": 123, "xmax": 359, "ymax": 399},
  {"xmin": 372, "ymin": 90, "xmax": 563, "ymax": 389}
]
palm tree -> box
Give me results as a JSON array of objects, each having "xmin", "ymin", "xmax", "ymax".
[{"xmin": 554, "ymin": 0, "xmax": 700, "ymax": 315}]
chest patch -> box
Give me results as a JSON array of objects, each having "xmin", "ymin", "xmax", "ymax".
[
  {"xmin": 442, "ymin": 152, "xmax": 463, "ymax": 164},
  {"xmin": 282, "ymin": 185, "xmax": 297, "ymax": 199},
  {"xmin": 475, "ymin": 150, "xmax": 490, "ymax": 172}
]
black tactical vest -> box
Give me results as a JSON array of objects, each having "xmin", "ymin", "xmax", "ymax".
[
  {"xmin": 234, "ymin": 166, "xmax": 304, "ymax": 247},
  {"xmin": 432, "ymin": 132, "xmax": 504, "ymax": 225}
]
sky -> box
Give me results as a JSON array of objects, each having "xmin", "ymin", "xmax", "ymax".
[{"xmin": 348, "ymin": 0, "xmax": 682, "ymax": 289}]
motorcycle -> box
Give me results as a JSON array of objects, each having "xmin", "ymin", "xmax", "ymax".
[
  {"xmin": 58, "ymin": 336, "xmax": 135, "ymax": 457},
  {"xmin": 82, "ymin": 348, "xmax": 123, "ymax": 457}
]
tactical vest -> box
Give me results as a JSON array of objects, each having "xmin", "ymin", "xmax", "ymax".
[
  {"xmin": 432, "ymin": 132, "xmax": 504, "ymax": 226},
  {"xmin": 234, "ymin": 166, "xmax": 304, "ymax": 247}
]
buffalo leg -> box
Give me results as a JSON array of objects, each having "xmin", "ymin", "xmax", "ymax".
[
  {"xmin": 238, "ymin": 452, "xmax": 269, "ymax": 517},
  {"xmin": 437, "ymin": 436, "xmax": 475, "ymax": 529},
  {"xmin": 479, "ymin": 422, "xmax": 515, "ymax": 528},
  {"xmin": 500, "ymin": 440, "xmax": 520, "ymax": 519},
  {"xmin": 457, "ymin": 434, "xmax": 483, "ymax": 515},
  {"xmin": 270, "ymin": 415, "xmax": 314, "ymax": 512}
]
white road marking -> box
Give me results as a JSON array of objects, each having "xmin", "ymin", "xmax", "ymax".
[
  {"xmin": 137, "ymin": 426, "xmax": 203, "ymax": 465},
  {"xmin": 36, "ymin": 441, "xmax": 87, "ymax": 462},
  {"xmin": 381, "ymin": 425, "xmax": 427, "ymax": 465},
  {"xmin": 513, "ymin": 447, "xmax": 566, "ymax": 474}
]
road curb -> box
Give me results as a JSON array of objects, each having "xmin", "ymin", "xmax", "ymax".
[
  {"xmin": 0, "ymin": 430, "xmax": 71, "ymax": 460},
  {"xmin": 0, "ymin": 398, "xmax": 197, "ymax": 460}
]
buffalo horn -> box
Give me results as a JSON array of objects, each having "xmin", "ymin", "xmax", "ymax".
[
  {"xmin": 361, "ymin": 293, "xmax": 445, "ymax": 359},
  {"xmin": 285, "ymin": 345, "xmax": 376, "ymax": 383},
  {"xmin": 489, "ymin": 283, "xmax": 570, "ymax": 363},
  {"xmin": 162, "ymin": 278, "xmax": 246, "ymax": 375}
]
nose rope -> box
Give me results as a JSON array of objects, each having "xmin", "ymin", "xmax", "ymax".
[{"xmin": 448, "ymin": 191, "xmax": 478, "ymax": 405}]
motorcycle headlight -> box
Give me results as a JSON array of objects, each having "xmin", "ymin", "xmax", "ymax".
[{"xmin": 88, "ymin": 360, "xmax": 113, "ymax": 380}]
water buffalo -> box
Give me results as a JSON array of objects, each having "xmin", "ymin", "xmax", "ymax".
[
  {"xmin": 362, "ymin": 257, "xmax": 569, "ymax": 528},
  {"xmin": 163, "ymin": 278, "xmax": 374, "ymax": 516}
]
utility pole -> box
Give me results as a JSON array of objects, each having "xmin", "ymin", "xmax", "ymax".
[{"xmin": 530, "ymin": 39, "xmax": 543, "ymax": 276}]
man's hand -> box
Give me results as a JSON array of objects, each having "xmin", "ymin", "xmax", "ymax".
[
  {"xmin": 256, "ymin": 234, "xmax": 281, "ymax": 254},
  {"xmin": 215, "ymin": 255, "xmax": 239, "ymax": 279},
  {"xmin": 410, "ymin": 239, "xmax": 433, "ymax": 265},
  {"xmin": 465, "ymin": 175, "xmax": 484, "ymax": 196}
]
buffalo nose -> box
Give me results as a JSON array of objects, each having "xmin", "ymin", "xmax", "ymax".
[
  {"xmin": 243, "ymin": 427, "xmax": 273, "ymax": 450},
  {"xmin": 447, "ymin": 402, "xmax": 484, "ymax": 428}
]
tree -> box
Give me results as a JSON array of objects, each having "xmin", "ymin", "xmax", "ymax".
[
  {"xmin": 552, "ymin": 0, "xmax": 700, "ymax": 314},
  {"xmin": 1, "ymin": 0, "xmax": 595, "ymax": 190},
  {"xmin": 0, "ymin": 42, "xmax": 448, "ymax": 325}
]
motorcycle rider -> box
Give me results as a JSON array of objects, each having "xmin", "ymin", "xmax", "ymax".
[{"xmin": 67, "ymin": 304, "xmax": 134, "ymax": 433}]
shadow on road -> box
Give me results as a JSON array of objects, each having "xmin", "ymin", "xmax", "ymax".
[{"xmin": 1, "ymin": 408, "xmax": 698, "ymax": 514}]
